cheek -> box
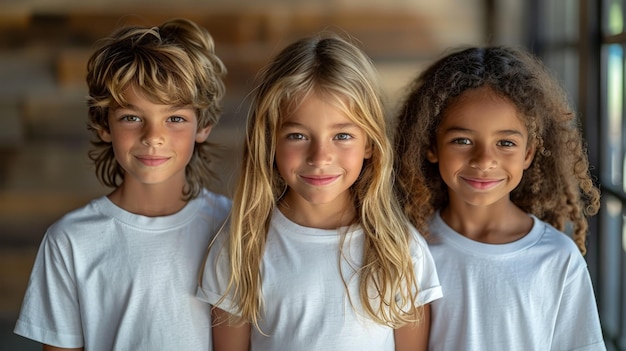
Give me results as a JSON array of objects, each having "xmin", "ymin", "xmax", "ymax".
[
  {"xmin": 274, "ymin": 144, "xmax": 288, "ymax": 165},
  {"xmin": 170, "ymin": 130, "xmax": 201, "ymax": 160},
  {"xmin": 354, "ymin": 147, "xmax": 370, "ymax": 162},
  {"xmin": 108, "ymin": 131, "xmax": 132, "ymax": 152},
  {"xmin": 434, "ymin": 148, "xmax": 455, "ymax": 167},
  {"xmin": 343, "ymin": 148, "xmax": 369, "ymax": 172},
  {"xmin": 435, "ymin": 152, "xmax": 462, "ymax": 180},
  {"xmin": 275, "ymin": 144, "xmax": 298, "ymax": 172},
  {"xmin": 183, "ymin": 139, "xmax": 197, "ymax": 159}
]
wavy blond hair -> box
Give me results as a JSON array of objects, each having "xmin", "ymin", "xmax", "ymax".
[
  {"xmin": 219, "ymin": 32, "xmax": 421, "ymax": 330},
  {"xmin": 86, "ymin": 18, "xmax": 227, "ymax": 200},
  {"xmin": 394, "ymin": 46, "xmax": 600, "ymax": 254}
]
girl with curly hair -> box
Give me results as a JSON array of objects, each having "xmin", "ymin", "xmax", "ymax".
[{"xmin": 394, "ymin": 46, "xmax": 604, "ymax": 350}]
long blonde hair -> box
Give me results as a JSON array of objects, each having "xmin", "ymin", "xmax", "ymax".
[{"xmin": 220, "ymin": 32, "xmax": 421, "ymax": 330}]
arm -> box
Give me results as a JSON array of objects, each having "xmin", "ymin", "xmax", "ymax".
[
  {"xmin": 394, "ymin": 304, "xmax": 431, "ymax": 351},
  {"xmin": 43, "ymin": 345, "xmax": 83, "ymax": 351},
  {"xmin": 212, "ymin": 307, "xmax": 251, "ymax": 351}
]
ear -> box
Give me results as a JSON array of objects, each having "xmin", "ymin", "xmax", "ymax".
[
  {"xmin": 426, "ymin": 146, "xmax": 438, "ymax": 163},
  {"xmin": 196, "ymin": 125, "xmax": 213, "ymax": 143},
  {"xmin": 98, "ymin": 128, "xmax": 112, "ymax": 143},
  {"xmin": 523, "ymin": 142, "xmax": 536, "ymax": 169}
]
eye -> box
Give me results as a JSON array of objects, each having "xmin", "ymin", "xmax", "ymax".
[
  {"xmin": 120, "ymin": 115, "xmax": 141, "ymax": 122},
  {"xmin": 286, "ymin": 133, "xmax": 306, "ymax": 140},
  {"xmin": 451, "ymin": 138, "xmax": 471, "ymax": 145},
  {"xmin": 168, "ymin": 116, "xmax": 186, "ymax": 123},
  {"xmin": 334, "ymin": 133, "xmax": 353, "ymax": 141},
  {"xmin": 497, "ymin": 140, "xmax": 516, "ymax": 147}
]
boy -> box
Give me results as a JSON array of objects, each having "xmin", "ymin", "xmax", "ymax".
[{"xmin": 14, "ymin": 18, "xmax": 231, "ymax": 350}]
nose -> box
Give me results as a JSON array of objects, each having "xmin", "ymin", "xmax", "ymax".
[
  {"xmin": 141, "ymin": 122, "xmax": 165, "ymax": 147},
  {"xmin": 306, "ymin": 140, "xmax": 332, "ymax": 167},
  {"xmin": 469, "ymin": 144, "xmax": 496, "ymax": 171}
]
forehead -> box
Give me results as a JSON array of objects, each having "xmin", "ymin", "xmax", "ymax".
[
  {"xmin": 441, "ymin": 87, "xmax": 525, "ymax": 130},
  {"xmin": 112, "ymin": 85, "xmax": 191, "ymax": 109},
  {"xmin": 284, "ymin": 94, "xmax": 346, "ymax": 123},
  {"xmin": 283, "ymin": 90, "xmax": 350, "ymax": 120},
  {"xmin": 114, "ymin": 83, "xmax": 192, "ymax": 108},
  {"xmin": 108, "ymin": 88, "xmax": 196, "ymax": 118}
]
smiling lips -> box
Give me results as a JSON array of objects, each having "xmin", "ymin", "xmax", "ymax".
[
  {"xmin": 136, "ymin": 155, "xmax": 170, "ymax": 167},
  {"xmin": 300, "ymin": 175, "xmax": 340, "ymax": 186},
  {"xmin": 462, "ymin": 177, "xmax": 503, "ymax": 190}
]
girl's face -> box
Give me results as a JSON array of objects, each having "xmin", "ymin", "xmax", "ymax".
[
  {"xmin": 275, "ymin": 92, "xmax": 372, "ymax": 222},
  {"xmin": 99, "ymin": 87, "xmax": 211, "ymax": 191},
  {"xmin": 426, "ymin": 87, "xmax": 535, "ymax": 209}
]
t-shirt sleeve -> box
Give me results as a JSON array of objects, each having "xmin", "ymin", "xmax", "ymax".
[
  {"xmin": 196, "ymin": 230, "xmax": 240, "ymax": 316},
  {"xmin": 409, "ymin": 226, "xmax": 443, "ymax": 306},
  {"xmin": 14, "ymin": 228, "xmax": 84, "ymax": 348},
  {"xmin": 551, "ymin": 254, "xmax": 606, "ymax": 350}
]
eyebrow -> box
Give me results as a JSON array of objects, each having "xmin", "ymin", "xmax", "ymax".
[
  {"xmin": 442, "ymin": 126, "xmax": 524, "ymax": 137},
  {"xmin": 280, "ymin": 121, "xmax": 359, "ymax": 129},
  {"xmin": 115, "ymin": 104, "xmax": 194, "ymax": 113}
]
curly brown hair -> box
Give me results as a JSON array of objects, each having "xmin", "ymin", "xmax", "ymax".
[
  {"xmin": 394, "ymin": 46, "xmax": 600, "ymax": 254},
  {"xmin": 86, "ymin": 18, "xmax": 227, "ymax": 200}
]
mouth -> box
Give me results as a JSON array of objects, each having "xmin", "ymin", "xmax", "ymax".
[
  {"xmin": 461, "ymin": 177, "xmax": 503, "ymax": 190},
  {"xmin": 136, "ymin": 155, "xmax": 170, "ymax": 167},
  {"xmin": 300, "ymin": 175, "xmax": 340, "ymax": 186}
]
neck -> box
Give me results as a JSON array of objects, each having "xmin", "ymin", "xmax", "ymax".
[
  {"xmin": 107, "ymin": 179, "xmax": 189, "ymax": 217},
  {"xmin": 278, "ymin": 194, "xmax": 355, "ymax": 229},
  {"xmin": 441, "ymin": 198, "xmax": 532, "ymax": 244}
]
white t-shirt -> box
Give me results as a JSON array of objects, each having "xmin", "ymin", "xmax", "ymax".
[
  {"xmin": 428, "ymin": 211, "xmax": 606, "ymax": 351},
  {"xmin": 14, "ymin": 189, "xmax": 231, "ymax": 350},
  {"xmin": 197, "ymin": 208, "xmax": 442, "ymax": 351}
]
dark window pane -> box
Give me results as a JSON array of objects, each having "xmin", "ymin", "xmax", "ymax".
[
  {"xmin": 598, "ymin": 195, "xmax": 622, "ymax": 341},
  {"xmin": 601, "ymin": 44, "xmax": 624, "ymax": 190}
]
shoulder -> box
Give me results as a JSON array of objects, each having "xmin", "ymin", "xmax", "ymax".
[
  {"xmin": 46, "ymin": 196, "xmax": 110, "ymax": 236},
  {"xmin": 532, "ymin": 217, "xmax": 590, "ymax": 272},
  {"xmin": 406, "ymin": 223, "xmax": 434, "ymax": 259},
  {"xmin": 406, "ymin": 222, "xmax": 443, "ymax": 302},
  {"xmin": 407, "ymin": 223, "xmax": 428, "ymax": 245},
  {"xmin": 534, "ymin": 218, "xmax": 583, "ymax": 255},
  {"xmin": 197, "ymin": 189, "xmax": 232, "ymax": 213},
  {"xmin": 34, "ymin": 196, "xmax": 114, "ymax": 256}
]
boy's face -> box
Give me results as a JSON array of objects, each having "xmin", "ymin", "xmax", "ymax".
[
  {"xmin": 426, "ymin": 87, "xmax": 535, "ymax": 209},
  {"xmin": 275, "ymin": 92, "xmax": 372, "ymax": 227},
  {"xmin": 98, "ymin": 87, "xmax": 211, "ymax": 191}
]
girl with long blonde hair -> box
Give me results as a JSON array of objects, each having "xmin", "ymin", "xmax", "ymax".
[{"xmin": 198, "ymin": 32, "xmax": 442, "ymax": 351}]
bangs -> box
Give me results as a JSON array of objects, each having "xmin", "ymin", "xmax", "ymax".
[
  {"xmin": 107, "ymin": 50, "xmax": 196, "ymax": 108},
  {"xmin": 318, "ymin": 86, "xmax": 382, "ymax": 148}
]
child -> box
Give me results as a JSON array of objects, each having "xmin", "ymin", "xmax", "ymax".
[
  {"xmin": 394, "ymin": 46, "xmax": 605, "ymax": 350},
  {"xmin": 197, "ymin": 33, "xmax": 442, "ymax": 350},
  {"xmin": 14, "ymin": 18, "xmax": 231, "ymax": 350}
]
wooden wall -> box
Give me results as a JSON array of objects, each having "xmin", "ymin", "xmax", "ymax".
[{"xmin": 0, "ymin": 1, "xmax": 487, "ymax": 339}]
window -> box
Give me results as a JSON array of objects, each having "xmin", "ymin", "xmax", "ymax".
[{"xmin": 599, "ymin": 0, "xmax": 626, "ymax": 348}]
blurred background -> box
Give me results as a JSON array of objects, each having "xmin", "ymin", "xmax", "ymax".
[{"xmin": 0, "ymin": 0, "xmax": 624, "ymax": 349}]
